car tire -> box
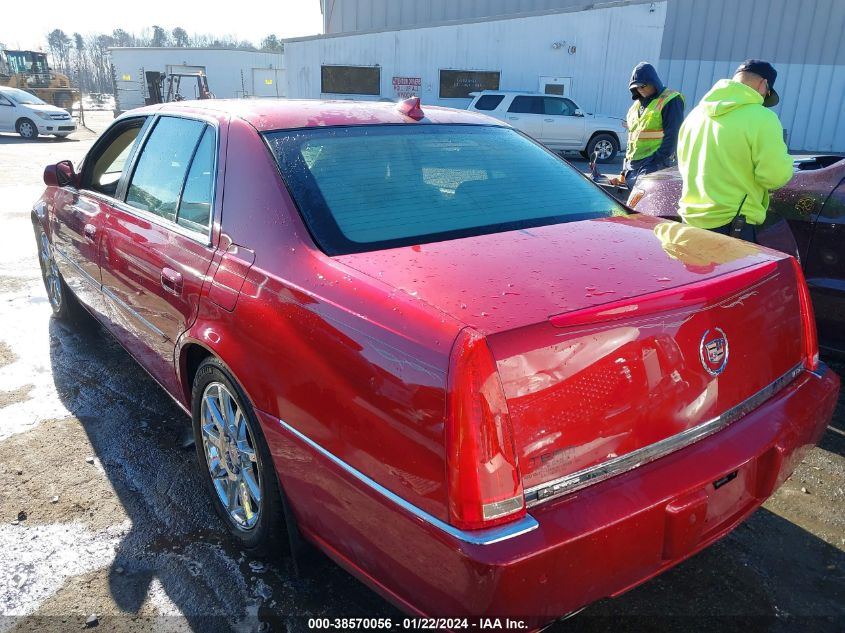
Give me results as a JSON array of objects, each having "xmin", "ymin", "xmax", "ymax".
[
  {"xmin": 192, "ymin": 357, "xmax": 287, "ymax": 556},
  {"xmin": 586, "ymin": 133, "xmax": 619, "ymax": 163},
  {"xmin": 36, "ymin": 228, "xmax": 84, "ymax": 322},
  {"xmin": 17, "ymin": 118, "xmax": 38, "ymax": 140}
]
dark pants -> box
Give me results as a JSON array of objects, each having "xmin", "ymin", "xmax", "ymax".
[
  {"xmin": 707, "ymin": 221, "xmax": 758, "ymax": 243},
  {"xmin": 623, "ymin": 157, "xmax": 674, "ymax": 191}
]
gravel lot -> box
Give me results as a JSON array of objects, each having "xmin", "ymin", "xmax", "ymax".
[{"xmin": 0, "ymin": 112, "xmax": 842, "ymax": 633}]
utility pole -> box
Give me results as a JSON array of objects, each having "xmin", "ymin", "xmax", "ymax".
[{"xmin": 75, "ymin": 56, "xmax": 86, "ymax": 128}]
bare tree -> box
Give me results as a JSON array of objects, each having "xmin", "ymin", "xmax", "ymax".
[
  {"xmin": 47, "ymin": 29, "xmax": 71, "ymax": 76},
  {"xmin": 73, "ymin": 32, "xmax": 86, "ymax": 92},
  {"xmin": 112, "ymin": 29, "xmax": 135, "ymax": 47},
  {"xmin": 85, "ymin": 33, "xmax": 116, "ymax": 94},
  {"xmin": 36, "ymin": 25, "xmax": 264, "ymax": 96}
]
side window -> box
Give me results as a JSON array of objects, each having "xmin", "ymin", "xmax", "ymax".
[
  {"xmin": 0, "ymin": 94, "xmax": 13, "ymax": 106},
  {"xmin": 85, "ymin": 120, "xmax": 147, "ymax": 197},
  {"xmin": 508, "ymin": 96, "xmax": 543, "ymax": 114},
  {"xmin": 126, "ymin": 117, "xmax": 205, "ymax": 222},
  {"xmin": 543, "ymin": 98, "xmax": 575, "ymax": 116},
  {"xmin": 177, "ymin": 127, "xmax": 215, "ymax": 233},
  {"xmin": 474, "ymin": 94, "xmax": 505, "ymax": 111}
]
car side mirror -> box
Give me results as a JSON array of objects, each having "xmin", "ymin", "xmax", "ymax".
[
  {"xmin": 44, "ymin": 160, "xmax": 77, "ymax": 187},
  {"xmin": 574, "ymin": 109, "xmax": 585, "ymax": 117}
]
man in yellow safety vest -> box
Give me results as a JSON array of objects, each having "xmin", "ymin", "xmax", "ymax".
[{"xmin": 612, "ymin": 62, "xmax": 684, "ymax": 190}]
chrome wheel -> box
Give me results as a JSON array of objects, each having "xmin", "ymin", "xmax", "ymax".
[
  {"xmin": 200, "ymin": 382, "xmax": 262, "ymax": 531},
  {"xmin": 594, "ymin": 139, "xmax": 614, "ymax": 160},
  {"xmin": 18, "ymin": 119, "xmax": 37, "ymax": 139},
  {"xmin": 39, "ymin": 232, "xmax": 62, "ymax": 312}
]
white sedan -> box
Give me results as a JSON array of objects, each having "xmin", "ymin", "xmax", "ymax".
[{"xmin": 0, "ymin": 86, "xmax": 77, "ymax": 139}]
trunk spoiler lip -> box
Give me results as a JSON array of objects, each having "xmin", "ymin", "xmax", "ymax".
[
  {"xmin": 523, "ymin": 361, "xmax": 806, "ymax": 508},
  {"xmin": 548, "ymin": 260, "xmax": 780, "ymax": 330}
]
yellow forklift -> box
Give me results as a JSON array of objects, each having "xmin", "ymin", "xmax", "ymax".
[
  {"xmin": 145, "ymin": 65, "xmax": 213, "ymax": 105},
  {"xmin": 0, "ymin": 49, "xmax": 79, "ymax": 111}
]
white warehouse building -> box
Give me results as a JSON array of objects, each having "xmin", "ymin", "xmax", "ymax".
[
  {"xmin": 104, "ymin": 0, "xmax": 845, "ymax": 152},
  {"xmin": 283, "ymin": 1, "xmax": 663, "ymax": 123},
  {"xmin": 109, "ymin": 47, "xmax": 286, "ymax": 112},
  {"xmin": 282, "ymin": 0, "xmax": 845, "ymax": 152}
]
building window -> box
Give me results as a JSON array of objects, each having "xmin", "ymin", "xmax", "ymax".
[
  {"xmin": 439, "ymin": 70, "xmax": 500, "ymax": 99},
  {"xmin": 321, "ymin": 65, "xmax": 380, "ymax": 95}
]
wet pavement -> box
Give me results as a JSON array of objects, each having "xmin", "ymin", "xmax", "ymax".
[{"xmin": 0, "ymin": 113, "xmax": 843, "ymax": 633}]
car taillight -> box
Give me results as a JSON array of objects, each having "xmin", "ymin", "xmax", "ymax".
[
  {"xmin": 445, "ymin": 328, "xmax": 524, "ymax": 530},
  {"xmin": 791, "ymin": 257, "xmax": 819, "ymax": 371}
]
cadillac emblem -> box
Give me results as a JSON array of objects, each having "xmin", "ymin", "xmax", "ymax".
[{"xmin": 700, "ymin": 328, "xmax": 729, "ymax": 376}]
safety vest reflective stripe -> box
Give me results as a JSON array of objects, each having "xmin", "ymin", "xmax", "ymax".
[
  {"xmin": 653, "ymin": 93, "xmax": 674, "ymax": 110},
  {"xmin": 636, "ymin": 129, "xmax": 665, "ymax": 140}
]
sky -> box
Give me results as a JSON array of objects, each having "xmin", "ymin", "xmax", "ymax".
[{"xmin": 0, "ymin": 0, "xmax": 323, "ymax": 51}]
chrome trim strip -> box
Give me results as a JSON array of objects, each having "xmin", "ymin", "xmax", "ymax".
[
  {"xmin": 101, "ymin": 285, "xmax": 168, "ymax": 340},
  {"xmin": 277, "ymin": 418, "xmax": 539, "ymax": 546},
  {"xmin": 53, "ymin": 246, "xmax": 100, "ymax": 289},
  {"xmin": 524, "ymin": 362, "xmax": 805, "ymax": 508}
]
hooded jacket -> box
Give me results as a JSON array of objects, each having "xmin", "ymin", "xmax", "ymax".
[
  {"xmin": 626, "ymin": 62, "xmax": 684, "ymax": 168},
  {"xmin": 678, "ymin": 79, "xmax": 793, "ymax": 228}
]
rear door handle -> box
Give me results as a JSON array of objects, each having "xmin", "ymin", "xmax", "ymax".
[
  {"xmin": 544, "ymin": 118, "xmax": 554, "ymax": 122},
  {"xmin": 160, "ymin": 267, "xmax": 183, "ymax": 296},
  {"xmin": 507, "ymin": 116, "xmax": 519, "ymax": 120},
  {"xmin": 83, "ymin": 223, "xmax": 97, "ymax": 240}
]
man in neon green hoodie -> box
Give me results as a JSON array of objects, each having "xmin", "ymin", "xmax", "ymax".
[{"xmin": 677, "ymin": 60, "xmax": 793, "ymax": 242}]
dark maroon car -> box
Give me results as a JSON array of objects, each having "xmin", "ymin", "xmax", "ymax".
[{"xmin": 630, "ymin": 156, "xmax": 845, "ymax": 355}]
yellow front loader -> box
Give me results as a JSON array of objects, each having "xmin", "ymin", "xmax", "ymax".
[{"xmin": 0, "ymin": 49, "xmax": 79, "ymax": 111}]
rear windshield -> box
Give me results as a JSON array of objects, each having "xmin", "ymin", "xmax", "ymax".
[{"xmin": 265, "ymin": 124, "xmax": 625, "ymax": 255}]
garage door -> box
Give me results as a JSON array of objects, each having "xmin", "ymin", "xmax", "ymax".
[{"xmin": 252, "ymin": 69, "xmax": 285, "ymax": 98}]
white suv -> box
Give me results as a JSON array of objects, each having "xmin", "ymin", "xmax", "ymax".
[
  {"xmin": 0, "ymin": 86, "xmax": 77, "ymax": 139},
  {"xmin": 468, "ymin": 91, "xmax": 627, "ymax": 163}
]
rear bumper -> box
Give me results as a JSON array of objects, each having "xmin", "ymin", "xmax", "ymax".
[{"xmin": 260, "ymin": 364, "xmax": 839, "ymax": 625}]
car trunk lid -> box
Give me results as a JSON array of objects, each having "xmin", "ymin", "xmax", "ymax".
[
  {"xmin": 336, "ymin": 216, "xmax": 806, "ymax": 502},
  {"xmin": 334, "ymin": 215, "xmax": 780, "ymax": 336},
  {"xmin": 486, "ymin": 254, "xmax": 805, "ymax": 501}
]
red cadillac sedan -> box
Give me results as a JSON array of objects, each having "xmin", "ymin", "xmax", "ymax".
[{"xmin": 33, "ymin": 98, "xmax": 839, "ymax": 626}]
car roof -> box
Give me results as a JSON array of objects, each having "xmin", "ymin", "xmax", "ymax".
[
  {"xmin": 129, "ymin": 98, "xmax": 507, "ymax": 132},
  {"xmin": 0, "ymin": 86, "xmax": 45, "ymax": 99}
]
